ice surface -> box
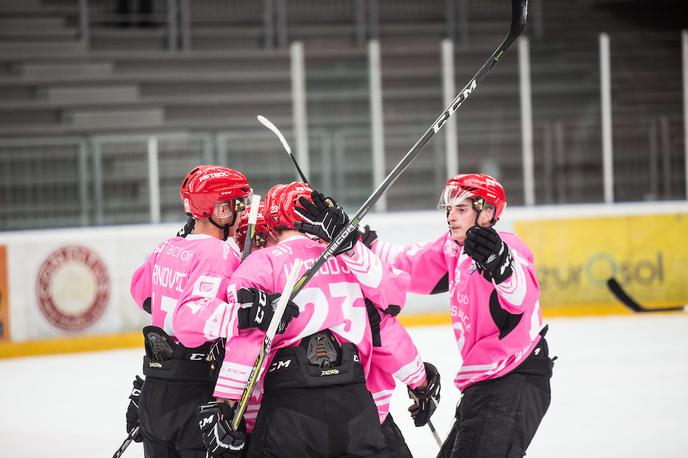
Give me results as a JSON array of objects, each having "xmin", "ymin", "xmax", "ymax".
[{"xmin": 1, "ymin": 315, "xmax": 686, "ymax": 457}]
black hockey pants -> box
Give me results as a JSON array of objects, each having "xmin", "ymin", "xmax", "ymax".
[
  {"xmin": 438, "ymin": 337, "xmax": 554, "ymax": 458},
  {"xmin": 247, "ymin": 382, "xmax": 389, "ymax": 458},
  {"xmin": 137, "ymin": 328, "xmax": 228, "ymax": 458},
  {"xmin": 381, "ymin": 413, "xmax": 413, "ymax": 458},
  {"xmin": 139, "ymin": 377, "xmax": 214, "ymax": 458}
]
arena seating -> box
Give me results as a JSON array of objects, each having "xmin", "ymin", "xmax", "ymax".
[{"xmin": 0, "ymin": 0, "xmax": 684, "ymax": 228}]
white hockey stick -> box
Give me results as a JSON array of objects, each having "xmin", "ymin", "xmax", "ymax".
[
  {"xmin": 257, "ymin": 114, "xmax": 310, "ymax": 185},
  {"xmin": 230, "ymin": 258, "xmax": 303, "ymax": 430},
  {"xmin": 241, "ymin": 194, "xmax": 262, "ymax": 261}
]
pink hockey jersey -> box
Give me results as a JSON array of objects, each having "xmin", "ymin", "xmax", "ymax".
[
  {"xmin": 373, "ymin": 231, "xmax": 544, "ymax": 391},
  {"xmin": 366, "ymin": 313, "xmax": 426, "ymax": 423},
  {"xmin": 213, "ymin": 235, "xmax": 413, "ymax": 426},
  {"xmin": 169, "ymin": 235, "xmax": 245, "ymax": 349},
  {"xmin": 130, "ymin": 234, "xmax": 242, "ymax": 343}
]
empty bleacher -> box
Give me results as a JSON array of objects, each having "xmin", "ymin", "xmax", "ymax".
[{"xmin": 0, "ymin": 0, "xmax": 685, "ymax": 229}]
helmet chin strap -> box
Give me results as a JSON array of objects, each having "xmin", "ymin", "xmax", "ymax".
[
  {"xmin": 209, "ymin": 212, "xmax": 238, "ymax": 241},
  {"xmin": 445, "ymin": 196, "xmax": 496, "ymax": 243}
]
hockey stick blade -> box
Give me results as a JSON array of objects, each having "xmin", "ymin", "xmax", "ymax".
[
  {"xmin": 257, "ymin": 115, "xmax": 310, "ymax": 184},
  {"xmin": 231, "ymin": 259, "xmax": 303, "ymax": 430},
  {"xmin": 241, "ymin": 194, "xmax": 262, "ymax": 261},
  {"xmin": 607, "ymin": 278, "xmax": 688, "ymax": 313},
  {"xmin": 289, "ymin": 0, "xmax": 528, "ymax": 300},
  {"xmin": 112, "ymin": 425, "xmax": 139, "ymax": 458}
]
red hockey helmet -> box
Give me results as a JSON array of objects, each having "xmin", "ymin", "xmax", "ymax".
[
  {"xmin": 264, "ymin": 181, "xmax": 313, "ymax": 232},
  {"xmin": 180, "ymin": 165, "xmax": 212, "ymax": 206},
  {"xmin": 234, "ymin": 202, "xmax": 275, "ymax": 249},
  {"xmin": 182, "ymin": 165, "xmax": 252, "ymax": 219},
  {"xmin": 439, "ymin": 173, "xmax": 507, "ymax": 221}
]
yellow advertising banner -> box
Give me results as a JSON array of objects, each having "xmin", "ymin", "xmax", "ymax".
[
  {"xmin": 0, "ymin": 245, "xmax": 9, "ymax": 341},
  {"xmin": 514, "ymin": 213, "xmax": 688, "ymax": 314}
]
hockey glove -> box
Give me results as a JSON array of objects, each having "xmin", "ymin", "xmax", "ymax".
[
  {"xmin": 294, "ymin": 191, "xmax": 359, "ymax": 255},
  {"xmin": 359, "ymin": 224, "xmax": 378, "ymax": 249},
  {"xmin": 125, "ymin": 375, "xmax": 144, "ymax": 443},
  {"xmin": 464, "ymin": 226, "xmax": 513, "ymax": 284},
  {"xmin": 408, "ymin": 362, "xmax": 441, "ymax": 427},
  {"xmin": 236, "ymin": 287, "xmax": 300, "ymax": 334},
  {"xmin": 176, "ymin": 217, "xmax": 195, "ymax": 238},
  {"xmin": 197, "ymin": 401, "xmax": 246, "ymax": 458}
]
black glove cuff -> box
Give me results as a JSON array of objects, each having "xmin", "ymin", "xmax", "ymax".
[
  {"xmin": 491, "ymin": 245, "xmax": 513, "ymax": 284},
  {"xmin": 237, "ymin": 307, "xmax": 251, "ymax": 330}
]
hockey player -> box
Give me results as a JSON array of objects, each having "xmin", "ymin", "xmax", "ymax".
[
  {"xmin": 364, "ymin": 305, "xmax": 441, "ymax": 458},
  {"xmin": 233, "ymin": 202, "xmax": 277, "ymax": 251},
  {"xmin": 128, "ymin": 165, "xmax": 298, "ymax": 458},
  {"xmin": 371, "ymin": 174, "xmax": 555, "ymax": 458},
  {"xmin": 232, "ymin": 191, "xmax": 440, "ymax": 457},
  {"xmin": 193, "ymin": 182, "xmax": 431, "ymax": 457}
]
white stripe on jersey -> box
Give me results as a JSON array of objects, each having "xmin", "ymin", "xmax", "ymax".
[
  {"xmin": 392, "ymin": 356, "xmax": 425, "ymax": 386},
  {"xmin": 343, "ymin": 244, "xmax": 383, "ymax": 288},
  {"xmin": 372, "ymin": 389, "xmax": 395, "ymax": 400}
]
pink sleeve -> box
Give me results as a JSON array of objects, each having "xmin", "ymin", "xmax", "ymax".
[
  {"xmin": 130, "ymin": 245, "xmax": 161, "ymax": 310},
  {"xmin": 374, "ymin": 314, "xmax": 426, "ymax": 389},
  {"xmin": 213, "ymin": 330, "xmax": 265, "ymax": 400},
  {"xmin": 372, "ymin": 235, "xmax": 449, "ymax": 295},
  {"xmin": 365, "ymin": 366, "xmax": 396, "ymax": 424},
  {"xmin": 493, "ymin": 233, "xmax": 541, "ymax": 314},
  {"xmin": 213, "ymin": 252, "xmax": 278, "ymax": 400},
  {"xmin": 173, "ymin": 254, "xmax": 241, "ymax": 349},
  {"xmin": 341, "ymin": 243, "xmax": 411, "ymax": 310}
]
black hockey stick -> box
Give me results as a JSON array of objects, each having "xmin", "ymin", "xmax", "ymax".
[
  {"xmin": 257, "ymin": 115, "xmax": 310, "ymax": 185},
  {"xmin": 408, "ymin": 388, "xmax": 443, "ymax": 448},
  {"xmin": 289, "ymin": 0, "xmax": 527, "ymax": 298},
  {"xmin": 112, "ymin": 425, "xmax": 139, "ymax": 458},
  {"xmin": 607, "ymin": 278, "xmax": 687, "ymax": 313},
  {"xmin": 232, "ymin": 0, "xmax": 528, "ymax": 429},
  {"xmin": 262, "ymin": 119, "xmax": 445, "ymax": 446}
]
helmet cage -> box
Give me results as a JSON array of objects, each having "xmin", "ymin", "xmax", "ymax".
[
  {"xmin": 183, "ymin": 166, "xmax": 252, "ymax": 220},
  {"xmin": 438, "ymin": 173, "xmax": 506, "ymax": 223}
]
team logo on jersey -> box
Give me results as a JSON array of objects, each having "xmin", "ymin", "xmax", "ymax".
[{"xmin": 35, "ymin": 245, "xmax": 110, "ymax": 332}]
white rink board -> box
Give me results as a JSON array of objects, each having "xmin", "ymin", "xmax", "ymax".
[{"xmin": 1, "ymin": 200, "xmax": 687, "ymax": 342}]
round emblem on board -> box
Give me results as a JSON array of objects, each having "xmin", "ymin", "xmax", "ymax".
[{"xmin": 36, "ymin": 245, "xmax": 110, "ymax": 332}]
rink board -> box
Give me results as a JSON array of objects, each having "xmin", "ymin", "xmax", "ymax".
[{"xmin": 0, "ymin": 201, "xmax": 687, "ymax": 357}]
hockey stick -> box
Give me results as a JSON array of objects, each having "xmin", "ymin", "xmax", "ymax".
[
  {"xmin": 408, "ymin": 389, "xmax": 443, "ymax": 447},
  {"xmin": 427, "ymin": 417, "xmax": 442, "ymax": 448},
  {"xmin": 289, "ymin": 0, "xmax": 528, "ymax": 298},
  {"xmin": 230, "ymin": 259, "xmax": 303, "ymax": 430},
  {"xmin": 112, "ymin": 425, "xmax": 139, "ymax": 458},
  {"xmin": 232, "ymin": 0, "xmax": 528, "ymax": 428},
  {"xmin": 241, "ymin": 194, "xmax": 262, "ymax": 261},
  {"xmin": 263, "ymin": 116, "xmax": 445, "ymax": 448},
  {"xmin": 607, "ymin": 278, "xmax": 688, "ymax": 313},
  {"xmin": 257, "ymin": 115, "xmax": 310, "ymax": 185}
]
